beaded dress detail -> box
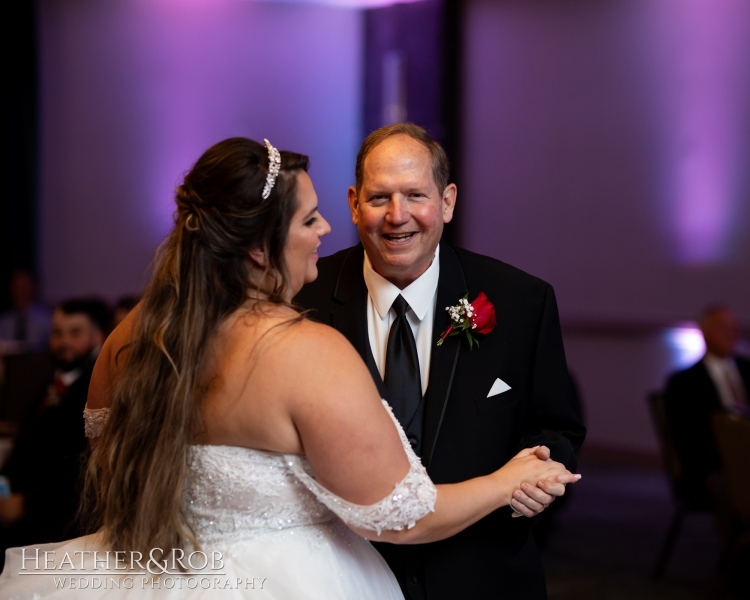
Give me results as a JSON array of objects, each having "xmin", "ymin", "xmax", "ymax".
[
  {"xmin": 0, "ymin": 403, "xmax": 435, "ymax": 599},
  {"xmin": 81, "ymin": 402, "xmax": 435, "ymax": 541}
]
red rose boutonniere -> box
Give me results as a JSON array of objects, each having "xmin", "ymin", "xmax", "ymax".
[{"xmin": 437, "ymin": 292, "xmax": 497, "ymax": 349}]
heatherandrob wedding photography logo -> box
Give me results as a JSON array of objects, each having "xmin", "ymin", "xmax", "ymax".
[{"xmin": 18, "ymin": 547, "xmax": 267, "ymax": 591}]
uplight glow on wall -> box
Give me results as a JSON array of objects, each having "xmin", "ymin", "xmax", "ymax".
[
  {"xmin": 252, "ymin": 0, "xmax": 423, "ymax": 7},
  {"xmin": 665, "ymin": 326, "xmax": 704, "ymax": 369},
  {"xmin": 657, "ymin": 1, "xmax": 750, "ymax": 265}
]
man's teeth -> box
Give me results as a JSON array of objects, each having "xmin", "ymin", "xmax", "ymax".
[{"xmin": 386, "ymin": 233, "xmax": 413, "ymax": 241}]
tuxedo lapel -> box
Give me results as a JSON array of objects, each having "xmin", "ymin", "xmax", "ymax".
[
  {"xmin": 326, "ymin": 242, "xmax": 468, "ymax": 458},
  {"xmin": 329, "ymin": 245, "xmax": 388, "ymax": 399},
  {"xmin": 423, "ymin": 243, "xmax": 467, "ymax": 469},
  {"xmin": 735, "ymin": 357, "xmax": 750, "ymax": 391}
]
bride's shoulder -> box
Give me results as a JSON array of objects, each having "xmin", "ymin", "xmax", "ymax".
[
  {"xmin": 227, "ymin": 305, "xmax": 356, "ymax": 360},
  {"xmin": 284, "ymin": 317, "xmax": 356, "ymax": 353},
  {"xmin": 274, "ymin": 320, "xmax": 359, "ymax": 370}
]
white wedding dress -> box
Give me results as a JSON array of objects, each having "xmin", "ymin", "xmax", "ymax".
[{"xmin": 0, "ymin": 404, "xmax": 436, "ymax": 599}]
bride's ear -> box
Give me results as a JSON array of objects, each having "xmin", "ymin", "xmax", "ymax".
[{"xmin": 248, "ymin": 247, "xmax": 267, "ymax": 269}]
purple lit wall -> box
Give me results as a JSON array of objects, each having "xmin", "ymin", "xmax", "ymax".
[
  {"xmin": 38, "ymin": 0, "xmax": 363, "ymax": 303},
  {"xmin": 35, "ymin": 0, "xmax": 750, "ymax": 458},
  {"xmin": 460, "ymin": 0, "xmax": 750, "ymax": 324},
  {"xmin": 460, "ymin": 0, "xmax": 750, "ymax": 456},
  {"xmin": 650, "ymin": 1, "xmax": 750, "ymax": 265}
]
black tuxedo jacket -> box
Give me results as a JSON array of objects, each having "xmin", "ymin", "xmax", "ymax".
[
  {"xmin": 295, "ymin": 242, "xmax": 585, "ymax": 599},
  {"xmin": 1, "ymin": 359, "xmax": 94, "ymax": 547},
  {"xmin": 664, "ymin": 356, "xmax": 750, "ymax": 497}
]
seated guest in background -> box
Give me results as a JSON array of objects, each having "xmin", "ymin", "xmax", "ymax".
[
  {"xmin": 664, "ymin": 305, "xmax": 750, "ymax": 500},
  {"xmin": 0, "ymin": 270, "xmax": 52, "ymax": 354},
  {"xmin": 0, "ymin": 298, "xmax": 109, "ymax": 565}
]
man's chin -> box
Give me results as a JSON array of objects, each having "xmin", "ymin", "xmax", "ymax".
[
  {"xmin": 374, "ymin": 262, "xmax": 427, "ymax": 289},
  {"xmin": 51, "ymin": 352, "xmax": 93, "ymax": 373}
]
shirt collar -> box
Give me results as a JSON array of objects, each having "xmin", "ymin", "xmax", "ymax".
[
  {"xmin": 58, "ymin": 368, "xmax": 82, "ymax": 387},
  {"xmin": 56, "ymin": 348, "xmax": 100, "ymax": 387},
  {"xmin": 363, "ymin": 245, "xmax": 440, "ymax": 322},
  {"xmin": 704, "ymin": 353, "xmax": 734, "ymax": 369}
]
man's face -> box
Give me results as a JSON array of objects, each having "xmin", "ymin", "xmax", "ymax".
[
  {"xmin": 702, "ymin": 308, "xmax": 739, "ymax": 359},
  {"xmin": 49, "ymin": 310, "xmax": 103, "ymax": 371},
  {"xmin": 348, "ymin": 134, "xmax": 456, "ymax": 289}
]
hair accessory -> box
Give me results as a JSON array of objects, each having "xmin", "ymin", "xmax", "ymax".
[
  {"xmin": 262, "ymin": 138, "xmax": 281, "ymax": 199},
  {"xmin": 184, "ymin": 213, "xmax": 198, "ymax": 232}
]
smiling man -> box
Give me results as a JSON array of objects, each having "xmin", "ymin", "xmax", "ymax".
[
  {"xmin": 295, "ymin": 123, "xmax": 585, "ymax": 600},
  {"xmin": 0, "ymin": 299, "xmax": 109, "ymax": 566},
  {"xmin": 349, "ymin": 132, "xmax": 456, "ymax": 290}
]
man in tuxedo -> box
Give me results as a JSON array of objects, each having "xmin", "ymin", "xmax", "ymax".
[
  {"xmin": 0, "ymin": 298, "xmax": 109, "ymax": 560},
  {"xmin": 295, "ymin": 124, "xmax": 585, "ymax": 599},
  {"xmin": 664, "ymin": 305, "xmax": 750, "ymax": 501}
]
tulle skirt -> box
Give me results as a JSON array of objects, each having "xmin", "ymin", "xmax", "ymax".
[{"xmin": 0, "ymin": 521, "xmax": 403, "ymax": 599}]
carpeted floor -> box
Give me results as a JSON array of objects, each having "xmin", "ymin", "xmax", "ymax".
[{"xmin": 539, "ymin": 459, "xmax": 745, "ymax": 600}]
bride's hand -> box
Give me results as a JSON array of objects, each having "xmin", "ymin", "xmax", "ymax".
[{"xmin": 491, "ymin": 446, "xmax": 580, "ymax": 517}]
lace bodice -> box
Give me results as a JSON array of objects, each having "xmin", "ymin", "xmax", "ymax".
[
  {"xmin": 83, "ymin": 403, "xmax": 436, "ymax": 543},
  {"xmin": 183, "ymin": 445, "xmax": 336, "ymax": 545}
]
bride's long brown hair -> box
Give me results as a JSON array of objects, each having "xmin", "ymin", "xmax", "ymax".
[{"xmin": 86, "ymin": 137, "xmax": 309, "ymax": 558}]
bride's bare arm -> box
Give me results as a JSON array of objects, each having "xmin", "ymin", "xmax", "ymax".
[
  {"xmin": 87, "ymin": 304, "xmax": 138, "ymax": 410},
  {"xmin": 281, "ymin": 321, "xmax": 412, "ymax": 505},
  {"xmin": 275, "ymin": 321, "xmax": 578, "ymax": 543},
  {"xmin": 85, "ymin": 305, "xmax": 138, "ymax": 450},
  {"xmin": 357, "ymin": 455, "xmax": 579, "ymax": 544}
]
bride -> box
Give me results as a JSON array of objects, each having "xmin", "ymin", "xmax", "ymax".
[{"xmin": 0, "ymin": 137, "xmax": 577, "ymax": 598}]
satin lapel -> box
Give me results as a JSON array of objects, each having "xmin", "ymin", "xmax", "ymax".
[
  {"xmin": 423, "ymin": 243, "xmax": 467, "ymax": 469},
  {"xmin": 330, "ymin": 245, "xmax": 388, "ymax": 398}
]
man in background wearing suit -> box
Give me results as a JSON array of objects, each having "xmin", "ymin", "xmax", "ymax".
[
  {"xmin": 296, "ymin": 123, "xmax": 585, "ymax": 599},
  {"xmin": 665, "ymin": 305, "xmax": 750, "ymax": 501},
  {"xmin": 0, "ymin": 298, "xmax": 109, "ymax": 566}
]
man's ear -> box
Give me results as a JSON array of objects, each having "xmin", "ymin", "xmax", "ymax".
[
  {"xmin": 248, "ymin": 247, "xmax": 267, "ymax": 269},
  {"xmin": 347, "ymin": 186, "xmax": 360, "ymax": 226},
  {"xmin": 442, "ymin": 183, "xmax": 457, "ymax": 224}
]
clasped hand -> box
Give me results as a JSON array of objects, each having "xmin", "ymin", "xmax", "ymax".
[{"xmin": 504, "ymin": 446, "xmax": 581, "ymax": 518}]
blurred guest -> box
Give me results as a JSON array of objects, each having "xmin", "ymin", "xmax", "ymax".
[
  {"xmin": 112, "ymin": 294, "xmax": 140, "ymax": 328},
  {"xmin": 0, "ymin": 298, "xmax": 109, "ymax": 565},
  {"xmin": 664, "ymin": 305, "xmax": 750, "ymax": 501},
  {"xmin": 0, "ymin": 270, "xmax": 52, "ymax": 353}
]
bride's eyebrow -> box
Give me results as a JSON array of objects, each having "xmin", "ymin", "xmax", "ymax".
[{"xmin": 302, "ymin": 206, "xmax": 319, "ymax": 220}]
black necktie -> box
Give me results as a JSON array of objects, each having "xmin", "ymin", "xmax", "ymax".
[{"xmin": 384, "ymin": 295, "xmax": 422, "ymax": 428}]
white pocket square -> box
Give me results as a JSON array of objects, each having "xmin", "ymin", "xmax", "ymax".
[{"xmin": 487, "ymin": 378, "xmax": 512, "ymax": 398}]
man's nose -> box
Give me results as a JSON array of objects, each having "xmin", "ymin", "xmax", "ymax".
[{"xmin": 386, "ymin": 196, "xmax": 410, "ymax": 224}]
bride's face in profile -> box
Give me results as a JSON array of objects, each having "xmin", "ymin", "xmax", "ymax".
[{"xmin": 283, "ymin": 171, "xmax": 331, "ymax": 297}]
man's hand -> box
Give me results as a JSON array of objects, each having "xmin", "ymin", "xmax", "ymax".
[{"xmin": 509, "ymin": 446, "xmax": 581, "ymax": 518}]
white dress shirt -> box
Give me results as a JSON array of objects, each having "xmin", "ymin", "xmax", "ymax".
[
  {"xmin": 703, "ymin": 353, "xmax": 748, "ymax": 411},
  {"xmin": 363, "ymin": 246, "xmax": 440, "ymax": 395}
]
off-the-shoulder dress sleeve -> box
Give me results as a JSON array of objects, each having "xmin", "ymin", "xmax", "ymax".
[
  {"xmin": 82, "ymin": 401, "xmax": 437, "ymax": 534},
  {"xmin": 284, "ymin": 400, "xmax": 437, "ymax": 534},
  {"xmin": 83, "ymin": 406, "xmax": 110, "ymax": 438}
]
